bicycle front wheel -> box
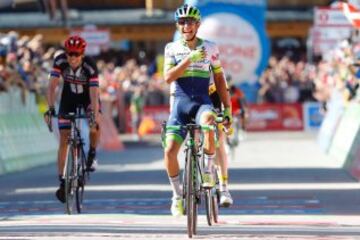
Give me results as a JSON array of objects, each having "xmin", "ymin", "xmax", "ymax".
[
  {"xmin": 76, "ymin": 146, "xmax": 86, "ymax": 213},
  {"xmin": 185, "ymin": 149, "xmax": 197, "ymax": 238},
  {"xmin": 65, "ymin": 145, "xmax": 77, "ymax": 214}
]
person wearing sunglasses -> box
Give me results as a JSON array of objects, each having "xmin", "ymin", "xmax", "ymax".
[
  {"xmin": 163, "ymin": 4, "xmax": 232, "ymax": 217},
  {"xmin": 44, "ymin": 35, "xmax": 101, "ymax": 203}
]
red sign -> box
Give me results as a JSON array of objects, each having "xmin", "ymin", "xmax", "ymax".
[
  {"xmin": 125, "ymin": 104, "xmax": 304, "ymax": 134},
  {"xmin": 247, "ymin": 104, "xmax": 304, "ymax": 131}
]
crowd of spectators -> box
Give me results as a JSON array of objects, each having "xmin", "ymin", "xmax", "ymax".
[
  {"xmin": 0, "ymin": 31, "xmax": 170, "ymax": 133},
  {"xmin": 0, "ymin": 31, "xmax": 54, "ymax": 101},
  {"xmin": 96, "ymin": 57, "xmax": 169, "ymax": 133},
  {"xmin": 1, "ymin": 30, "xmax": 359, "ymax": 133},
  {"xmin": 258, "ymin": 55, "xmax": 317, "ymax": 104},
  {"xmin": 258, "ymin": 40, "xmax": 360, "ymax": 108}
]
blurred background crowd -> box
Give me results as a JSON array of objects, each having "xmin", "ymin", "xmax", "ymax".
[
  {"xmin": 0, "ymin": 0, "xmax": 360, "ymax": 135},
  {"xmin": 0, "ymin": 31, "xmax": 170, "ymax": 133},
  {"xmin": 1, "ymin": 29, "xmax": 359, "ymax": 123}
]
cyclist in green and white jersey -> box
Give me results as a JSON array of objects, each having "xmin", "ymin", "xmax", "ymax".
[{"xmin": 163, "ymin": 4, "xmax": 232, "ymax": 217}]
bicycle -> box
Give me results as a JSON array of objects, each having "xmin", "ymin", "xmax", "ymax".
[
  {"xmin": 162, "ymin": 121, "xmax": 220, "ymax": 238},
  {"xmin": 47, "ymin": 107, "xmax": 89, "ymax": 214}
]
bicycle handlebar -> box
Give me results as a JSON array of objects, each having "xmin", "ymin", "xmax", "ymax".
[{"xmin": 45, "ymin": 113, "xmax": 89, "ymax": 132}]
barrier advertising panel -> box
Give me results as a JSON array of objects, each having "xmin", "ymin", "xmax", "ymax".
[
  {"xmin": 246, "ymin": 103, "xmax": 303, "ymax": 131},
  {"xmin": 329, "ymin": 103, "xmax": 360, "ymax": 172}
]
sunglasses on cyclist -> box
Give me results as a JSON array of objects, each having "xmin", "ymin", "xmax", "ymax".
[
  {"xmin": 177, "ymin": 18, "xmax": 197, "ymax": 26},
  {"xmin": 66, "ymin": 52, "xmax": 82, "ymax": 57}
]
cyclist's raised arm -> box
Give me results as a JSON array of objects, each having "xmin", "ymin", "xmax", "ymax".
[
  {"xmin": 163, "ymin": 42, "xmax": 206, "ymax": 84},
  {"xmin": 164, "ymin": 43, "xmax": 191, "ymax": 84}
]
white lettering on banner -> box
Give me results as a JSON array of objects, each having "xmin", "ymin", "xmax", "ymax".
[
  {"xmin": 250, "ymin": 110, "xmax": 279, "ymax": 121},
  {"xmin": 312, "ymin": 26, "xmax": 352, "ymax": 55},
  {"xmin": 314, "ymin": 8, "xmax": 351, "ymax": 26},
  {"xmin": 283, "ymin": 118, "xmax": 302, "ymax": 128},
  {"xmin": 313, "ymin": 7, "xmax": 353, "ymax": 55},
  {"xmin": 198, "ymin": 13, "xmax": 261, "ymax": 84}
]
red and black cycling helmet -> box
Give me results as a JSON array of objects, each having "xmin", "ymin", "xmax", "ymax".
[{"xmin": 64, "ymin": 35, "xmax": 87, "ymax": 53}]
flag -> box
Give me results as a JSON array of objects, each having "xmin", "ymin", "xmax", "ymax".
[{"xmin": 337, "ymin": 1, "xmax": 360, "ymax": 28}]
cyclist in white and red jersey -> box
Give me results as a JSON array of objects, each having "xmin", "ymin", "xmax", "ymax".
[
  {"xmin": 44, "ymin": 36, "xmax": 101, "ymax": 203},
  {"xmin": 163, "ymin": 4, "xmax": 232, "ymax": 217}
]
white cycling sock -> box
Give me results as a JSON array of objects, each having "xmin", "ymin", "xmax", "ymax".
[
  {"xmin": 169, "ymin": 175, "xmax": 182, "ymax": 199},
  {"xmin": 219, "ymin": 175, "xmax": 229, "ymax": 191},
  {"xmin": 220, "ymin": 184, "xmax": 228, "ymax": 192},
  {"xmin": 203, "ymin": 153, "xmax": 215, "ymax": 173}
]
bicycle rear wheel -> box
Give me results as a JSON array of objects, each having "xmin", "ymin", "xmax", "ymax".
[
  {"xmin": 76, "ymin": 147, "xmax": 86, "ymax": 213},
  {"xmin": 65, "ymin": 145, "xmax": 77, "ymax": 214},
  {"xmin": 212, "ymin": 173, "xmax": 220, "ymax": 223}
]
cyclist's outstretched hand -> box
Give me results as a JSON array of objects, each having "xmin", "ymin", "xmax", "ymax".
[
  {"xmin": 44, "ymin": 107, "xmax": 55, "ymax": 132},
  {"xmin": 188, "ymin": 47, "xmax": 206, "ymax": 63},
  {"xmin": 223, "ymin": 107, "xmax": 233, "ymax": 129}
]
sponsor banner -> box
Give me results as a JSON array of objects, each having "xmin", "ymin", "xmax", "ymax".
[
  {"xmin": 311, "ymin": 26, "xmax": 352, "ymax": 55},
  {"xmin": 126, "ymin": 103, "xmax": 306, "ymax": 134},
  {"xmin": 246, "ymin": 103, "xmax": 303, "ymax": 131},
  {"xmin": 303, "ymin": 102, "xmax": 324, "ymax": 131},
  {"xmin": 314, "ymin": 7, "xmax": 351, "ymax": 26},
  {"xmin": 71, "ymin": 25, "xmax": 110, "ymax": 56},
  {"xmin": 312, "ymin": 7, "xmax": 353, "ymax": 55}
]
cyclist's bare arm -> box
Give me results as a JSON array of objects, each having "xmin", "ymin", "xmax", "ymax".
[
  {"xmin": 164, "ymin": 57, "xmax": 192, "ymax": 84},
  {"xmin": 213, "ymin": 72, "xmax": 231, "ymax": 109},
  {"xmin": 47, "ymin": 76, "xmax": 60, "ymax": 108},
  {"xmin": 89, "ymin": 86, "xmax": 99, "ymax": 115}
]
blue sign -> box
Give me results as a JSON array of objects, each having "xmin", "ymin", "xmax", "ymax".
[
  {"xmin": 180, "ymin": 0, "xmax": 270, "ymax": 103},
  {"xmin": 303, "ymin": 102, "xmax": 324, "ymax": 131}
]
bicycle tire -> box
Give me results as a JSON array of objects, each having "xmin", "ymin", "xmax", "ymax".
[
  {"xmin": 204, "ymin": 189, "xmax": 213, "ymax": 226},
  {"xmin": 192, "ymin": 153, "xmax": 198, "ymax": 235},
  {"xmin": 212, "ymin": 188, "xmax": 220, "ymax": 223},
  {"xmin": 76, "ymin": 146, "xmax": 86, "ymax": 213},
  {"xmin": 65, "ymin": 145, "xmax": 77, "ymax": 214},
  {"xmin": 186, "ymin": 149, "xmax": 196, "ymax": 238}
]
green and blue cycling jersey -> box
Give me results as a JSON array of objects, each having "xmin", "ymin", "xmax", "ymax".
[
  {"xmin": 164, "ymin": 38, "xmax": 223, "ymax": 97},
  {"xmin": 164, "ymin": 38, "xmax": 224, "ymax": 143}
]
